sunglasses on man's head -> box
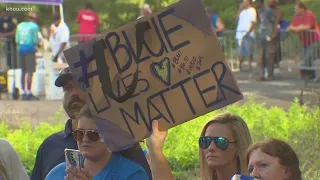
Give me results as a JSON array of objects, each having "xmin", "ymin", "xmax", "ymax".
[
  {"xmin": 199, "ymin": 136, "xmax": 236, "ymax": 150},
  {"xmin": 73, "ymin": 129, "xmax": 103, "ymax": 142}
]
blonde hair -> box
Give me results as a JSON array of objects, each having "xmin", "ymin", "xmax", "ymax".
[
  {"xmin": 199, "ymin": 113, "xmax": 252, "ymax": 180},
  {"xmin": 140, "ymin": 3, "xmax": 152, "ymax": 13}
]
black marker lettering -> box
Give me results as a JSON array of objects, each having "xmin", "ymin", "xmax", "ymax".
[
  {"xmin": 211, "ymin": 61, "xmax": 241, "ymax": 100},
  {"xmin": 171, "ymin": 77, "xmax": 196, "ymax": 115},
  {"xmin": 105, "ymin": 32, "xmax": 132, "ymax": 73},
  {"xmin": 120, "ymin": 72, "xmax": 150, "ymax": 99},
  {"xmin": 193, "ymin": 69, "xmax": 222, "ymax": 108},
  {"xmin": 147, "ymin": 88, "xmax": 175, "ymax": 124},
  {"xmin": 158, "ymin": 8, "xmax": 190, "ymax": 51},
  {"xmin": 88, "ymin": 93, "xmax": 111, "ymax": 114},
  {"xmin": 120, "ymin": 102, "xmax": 148, "ymax": 139}
]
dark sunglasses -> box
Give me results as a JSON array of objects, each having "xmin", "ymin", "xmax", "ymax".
[
  {"xmin": 199, "ymin": 136, "xmax": 236, "ymax": 150},
  {"xmin": 73, "ymin": 129, "xmax": 103, "ymax": 142}
]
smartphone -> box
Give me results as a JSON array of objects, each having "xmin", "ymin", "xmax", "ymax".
[
  {"xmin": 64, "ymin": 149, "xmax": 83, "ymax": 171},
  {"xmin": 231, "ymin": 174, "xmax": 257, "ymax": 180}
]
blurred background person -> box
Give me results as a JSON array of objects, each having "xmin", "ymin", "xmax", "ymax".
[
  {"xmin": 50, "ymin": 14, "xmax": 70, "ymax": 64},
  {"xmin": 76, "ymin": 2, "xmax": 100, "ymax": 44},
  {"xmin": 246, "ymin": 138, "xmax": 302, "ymax": 180},
  {"xmin": 207, "ymin": 8, "xmax": 225, "ymax": 49},
  {"xmin": 0, "ymin": 8, "xmax": 18, "ymax": 69},
  {"xmin": 0, "ymin": 138, "xmax": 29, "ymax": 180},
  {"xmin": 207, "ymin": 8, "xmax": 225, "ymax": 38},
  {"xmin": 268, "ymin": 0, "xmax": 284, "ymax": 71},
  {"xmin": 254, "ymin": 0, "xmax": 279, "ymax": 81},
  {"xmin": 235, "ymin": 0, "xmax": 257, "ymax": 72},
  {"xmin": 15, "ymin": 12, "xmax": 40, "ymax": 100},
  {"xmin": 137, "ymin": 4, "xmax": 152, "ymax": 19},
  {"xmin": 286, "ymin": 2, "xmax": 320, "ymax": 79}
]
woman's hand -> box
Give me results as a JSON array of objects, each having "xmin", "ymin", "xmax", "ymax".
[
  {"xmin": 146, "ymin": 121, "xmax": 174, "ymax": 180},
  {"xmin": 146, "ymin": 120, "xmax": 168, "ymax": 154},
  {"xmin": 65, "ymin": 166, "xmax": 92, "ymax": 180}
]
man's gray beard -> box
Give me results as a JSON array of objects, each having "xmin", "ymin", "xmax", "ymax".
[{"xmin": 67, "ymin": 102, "xmax": 84, "ymax": 118}]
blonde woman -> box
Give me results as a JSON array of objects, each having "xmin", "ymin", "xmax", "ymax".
[
  {"xmin": 199, "ymin": 113, "xmax": 252, "ymax": 180},
  {"xmin": 146, "ymin": 113, "xmax": 253, "ymax": 180}
]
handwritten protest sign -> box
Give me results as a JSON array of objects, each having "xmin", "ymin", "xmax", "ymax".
[{"xmin": 63, "ymin": 0, "xmax": 243, "ymax": 151}]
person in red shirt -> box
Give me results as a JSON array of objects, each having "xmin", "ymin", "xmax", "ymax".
[
  {"xmin": 287, "ymin": 2, "xmax": 320, "ymax": 74},
  {"xmin": 76, "ymin": 2, "xmax": 100, "ymax": 44}
]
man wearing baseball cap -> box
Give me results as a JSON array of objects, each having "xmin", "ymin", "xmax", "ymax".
[
  {"xmin": 31, "ymin": 66, "xmax": 152, "ymax": 180},
  {"xmin": 15, "ymin": 12, "xmax": 40, "ymax": 100}
]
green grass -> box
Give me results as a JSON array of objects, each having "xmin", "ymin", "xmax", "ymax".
[{"xmin": 0, "ymin": 98, "xmax": 319, "ymax": 179}]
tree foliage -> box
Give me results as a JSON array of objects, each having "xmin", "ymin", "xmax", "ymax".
[{"xmin": 0, "ymin": 0, "xmax": 318, "ymax": 34}]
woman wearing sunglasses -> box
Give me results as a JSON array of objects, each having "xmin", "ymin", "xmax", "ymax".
[
  {"xmin": 45, "ymin": 105, "xmax": 149, "ymax": 180},
  {"xmin": 199, "ymin": 113, "xmax": 252, "ymax": 180},
  {"xmin": 146, "ymin": 113, "xmax": 252, "ymax": 180},
  {"xmin": 246, "ymin": 138, "xmax": 302, "ymax": 180}
]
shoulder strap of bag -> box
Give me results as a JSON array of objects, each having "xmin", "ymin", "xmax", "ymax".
[{"xmin": 0, "ymin": 159, "xmax": 8, "ymax": 180}]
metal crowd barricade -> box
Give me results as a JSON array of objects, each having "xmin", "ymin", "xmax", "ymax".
[
  {"xmin": 70, "ymin": 30, "xmax": 320, "ymax": 106},
  {"xmin": 216, "ymin": 30, "xmax": 303, "ymax": 71},
  {"xmin": 294, "ymin": 30, "xmax": 320, "ymax": 106},
  {"xmin": 219, "ymin": 29, "xmax": 320, "ymax": 106},
  {"xmin": 69, "ymin": 31, "xmax": 319, "ymax": 71}
]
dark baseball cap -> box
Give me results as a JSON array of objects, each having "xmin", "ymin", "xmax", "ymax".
[
  {"xmin": 52, "ymin": 13, "xmax": 61, "ymax": 21},
  {"xmin": 55, "ymin": 67, "xmax": 73, "ymax": 87}
]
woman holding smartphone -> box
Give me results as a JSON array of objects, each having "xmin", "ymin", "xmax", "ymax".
[
  {"xmin": 146, "ymin": 113, "xmax": 253, "ymax": 180},
  {"xmin": 45, "ymin": 105, "xmax": 149, "ymax": 180}
]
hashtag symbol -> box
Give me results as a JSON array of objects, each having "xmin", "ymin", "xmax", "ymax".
[{"xmin": 73, "ymin": 50, "xmax": 99, "ymax": 88}]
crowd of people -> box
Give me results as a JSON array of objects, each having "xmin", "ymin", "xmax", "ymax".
[
  {"xmin": 1, "ymin": 0, "xmax": 318, "ymax": 100},
  {"xmin": 0, "ymin": 1, "xmax": 154, "ymax": 101},
  {"xmin": 0, "ymin": 1, "xmax": 316, "ymax": 180},
  {"xmin": 208, "ymin": 0, "xmax": 320, "ymax": 81},
  {"xmin": 0, "ymin": 64, "xmax": 303, "ymax": 180}
]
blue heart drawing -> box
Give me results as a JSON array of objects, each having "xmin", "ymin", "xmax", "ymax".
[{"xmin": 150, "ymin": 57, "xmax": 171, "ymax": 86}]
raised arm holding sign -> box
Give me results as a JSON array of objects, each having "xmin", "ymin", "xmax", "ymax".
[{"xmin": 63, "ymin": 0, "xmax": 243, "ymax": 152}]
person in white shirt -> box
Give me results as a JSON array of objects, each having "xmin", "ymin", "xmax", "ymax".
[
  {"xmin": 51, "ymin": 14, "xmax": 70, "ymax": 64},
  {"xmin": 137, "ymin": 4, "xmax": 152, "ymax": 19},
  {"xmin": 235, "ymin": 0, "xmax": 257, "ymax": 72}
]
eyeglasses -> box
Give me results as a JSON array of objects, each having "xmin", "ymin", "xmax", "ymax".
[
  {"xmin": 199, "ymin": 136, "xmax": 236, "ymax": 150},
  {"xmin": 73, "ymin": 129, "xmax": 103, "ymax": 142}
]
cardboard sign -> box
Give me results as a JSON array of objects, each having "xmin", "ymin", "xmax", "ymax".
[{"xmin": 63, "ymin": 0, "xmax": 243, "ymax": 151}]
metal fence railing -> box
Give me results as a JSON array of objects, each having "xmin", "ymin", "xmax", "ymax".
[
  {"xmin": 68, "ymin": 30, "xmax": 320, "ymax": 72},
  {"xmin": 1, "ymin": 30, "xmax": 319, "ymax": 72}
]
